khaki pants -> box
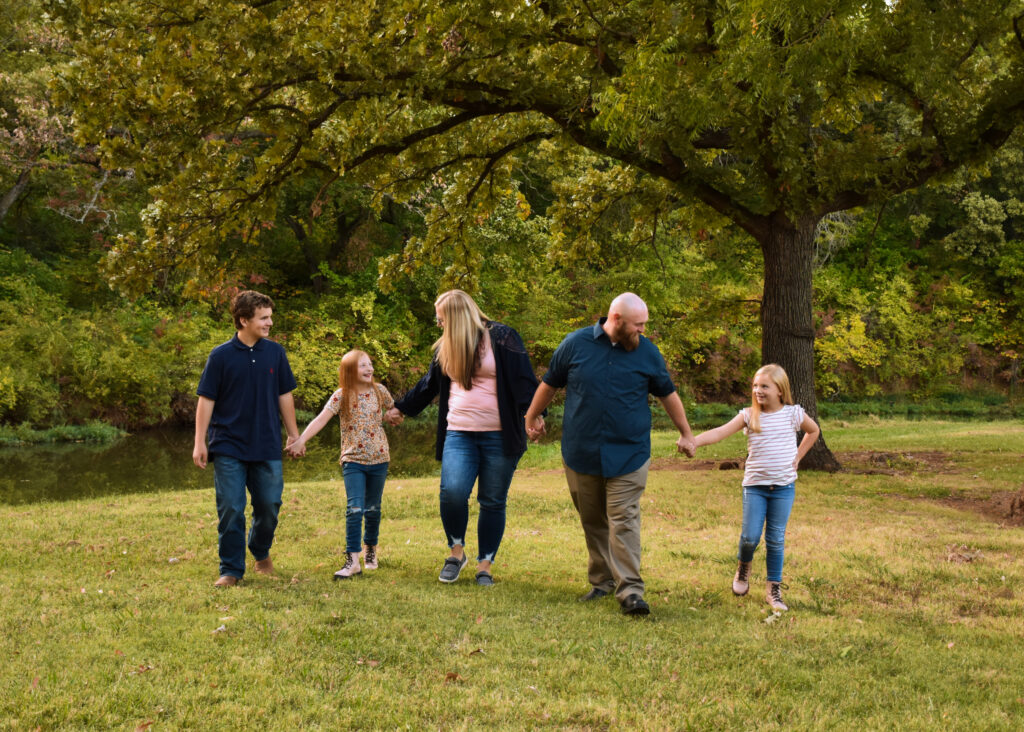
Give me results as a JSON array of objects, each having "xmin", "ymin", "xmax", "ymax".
[{"xmin": 564, "ymin": 459, "xmax": 650, "ymax": 602}]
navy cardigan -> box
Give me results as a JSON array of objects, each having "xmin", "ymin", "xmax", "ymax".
[{"xmin": 394, "ymin": 321, "xmax": 539, "ymax": 459}]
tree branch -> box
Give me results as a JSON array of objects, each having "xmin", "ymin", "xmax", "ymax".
[
  {"xmin": 345, "ymin": 110, "xmax": 492, "ymax": 171},
  {"xmin": 463, "ymin": 131, "xmax": 553, "ymax": 204}
]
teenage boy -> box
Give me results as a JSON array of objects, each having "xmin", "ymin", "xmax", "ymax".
[{"xmin": 193, "ymin": 290, "xmax": 301, "ymax": 586}]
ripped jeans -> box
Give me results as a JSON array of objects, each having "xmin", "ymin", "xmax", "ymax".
[
  {"xmin": 342, "ymin": 461, "xmax": 389, "ymax": 553},
  {"xmin": 738, "ymin": 482, "xmax": 795, "ymax": 583},
  {"xmin": 439, "ymin": 430, "xmax": 521, "ymax": 563}
]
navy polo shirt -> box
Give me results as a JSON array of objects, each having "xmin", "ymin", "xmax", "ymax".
[
  {"xmin": 196, "ymin": 334, "xmax": 297, "ymax": 462},
  {"xmin": 543, "ymin": 319, "xmax": 676, "ymax": 478}
]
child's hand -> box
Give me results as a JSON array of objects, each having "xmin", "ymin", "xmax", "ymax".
[
  {"xmin": 286, "ymin": 437, "xmax": 306, "ymax": 458},
  {"xmin": 384, "ymin": 408, "xmax": 404, "ymax": 426},
  {"xmin": 676, "ymin": 435, "xmax": 696, "ymax": 458}
]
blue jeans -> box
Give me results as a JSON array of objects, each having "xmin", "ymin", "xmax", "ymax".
[
  {"xmin": 738, "ymin": 483, "xmax": 795, "ymax": 583},
  {"xmin": 439, "ymin": 430, "xmax": 521, "ymax": 562},
  {"xmin": 342, "ymin": 461, "xmax": 389, "ymax": 553},
  {"xmin": 213, "ymin": 456, "xmax": 283, "ymax": 579}
]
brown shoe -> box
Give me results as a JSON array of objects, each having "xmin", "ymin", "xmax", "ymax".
[
  {"xmin": 253, "ymin": 557, "xmax": 274, "ymax": 575},
  {"xmin": 214, "ymin": 575, "xmax": 239, "ymax": 587}
]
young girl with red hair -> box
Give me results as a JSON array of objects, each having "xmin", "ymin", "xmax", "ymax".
[{"xmin": 292, "ymin": 350, "xmax": 396, "ymax": 579}]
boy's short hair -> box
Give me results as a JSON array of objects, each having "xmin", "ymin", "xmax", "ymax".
[{"xmin": 231, "ymin": 290, "xmax": 275, "ymax": 329}]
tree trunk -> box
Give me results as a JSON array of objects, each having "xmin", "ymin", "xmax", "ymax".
[
  {"xmin": 758, "ymin": 215, "xmax": 841, "ymax": 471},
  {"xmin": 0, "ymin": 169, "xmax": 31, "ymax": 225}
]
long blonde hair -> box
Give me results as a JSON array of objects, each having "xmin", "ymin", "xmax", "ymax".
[
  {"xmin": 337, "ymin": 349, "xmax": 380, "ymax": 423},
  {"xmin": 748, "ymin": 363, "xmax": 794, "ymax": 433},
  {"xmin": 433, "ymin": 289, "xmax": 489, "ymax": 390}
]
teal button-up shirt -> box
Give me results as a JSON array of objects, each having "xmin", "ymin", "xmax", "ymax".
[{"xmin": 542, "ymin": 319, "xmax": 676, "ymax": 477}]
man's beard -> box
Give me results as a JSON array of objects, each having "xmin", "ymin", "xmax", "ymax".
[{"xmin": 613, "ymin": 323, "xmax": 640, "ymax": 351}]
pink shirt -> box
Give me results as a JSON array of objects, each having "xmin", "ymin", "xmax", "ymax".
[{"xmin": 446, "ymin": 341, "xmax": 501, "ymax": 432}]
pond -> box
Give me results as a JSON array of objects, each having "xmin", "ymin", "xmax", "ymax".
[{"xmin": 0, "ymin": 422, "xmax": 442, "ymax": 505}]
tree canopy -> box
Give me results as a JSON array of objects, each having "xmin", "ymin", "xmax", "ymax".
[{"xmin": 58, "ymin": 0, "xmax": 1024, "ymax": 466}]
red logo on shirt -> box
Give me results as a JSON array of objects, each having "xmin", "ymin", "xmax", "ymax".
[{"xmin": 270, "ymin": 368, "xmax": 274, "ymax": 374}]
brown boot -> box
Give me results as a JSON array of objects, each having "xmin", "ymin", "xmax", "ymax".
[
  {"xmin": 766, "ymin": 581, "xmax": 789, "ymax": 611},
  {"xmin": 732, "ymin": 561, "xmax": 752, "ymax": 596},
  {"xmin": 253, "ymin": 557, "xmax": 274, "ymax": 575},
  {"xmin": 214, "ymin": 575, "xmax": 239, "ymax": 587}
]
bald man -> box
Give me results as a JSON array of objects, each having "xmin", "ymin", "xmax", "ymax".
[{"xmin": 525, "ymin": 293, "xmax": 695, "ymax": 616}]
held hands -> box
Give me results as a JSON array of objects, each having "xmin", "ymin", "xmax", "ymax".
[
  {"xmin": 525, "ymin": 414, "xmax": 546, "ymax": 442},
  {"xmin": 384, "ymin": 407, "xmax": 404, "ymax": 426},
  {"xmin": 286, "ymin": 436, "xmax": 306, "ymax": 459},
  {"xmin": 676, "ymin": 435, "xmax": 696, "ymax": 458}
]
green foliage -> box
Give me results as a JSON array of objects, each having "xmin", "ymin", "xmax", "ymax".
[
  {"xmin": 2, "ymin": 1, "xmax": 1024, "ymax": 432},
  {"xmin": 281, "ymin": 293, "xmax": 419, "ymax": 411},
  {"xmin": 0, "ymin": 421, "xmax": 125, "ymax": 446},
  {"xmin": 0, "ymin": 252, "xmax": 224, "ymax": 427}
]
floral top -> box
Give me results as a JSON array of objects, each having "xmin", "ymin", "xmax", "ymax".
[{"xmin": 325, "ymin": 384, "xmax": 394, "ymax": 465}]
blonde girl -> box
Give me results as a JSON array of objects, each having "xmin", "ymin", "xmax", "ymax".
[
  {"xmin": 693, "ymin": 364, "xmax": 820, "ymax": 611},
  {"xmin": 291, "ymin": 350, "xmax": 395, "ymax": 579}
]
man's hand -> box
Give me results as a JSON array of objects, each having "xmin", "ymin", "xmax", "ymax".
[
  {"xmin": 676, "ymin": 435, "xmax": 696, "ymax": 458},
  {"xmin": 286, "ymin": 436, "xmax": 306, "ymax": 458},
  {"xmin": 384, "ymin": 407, "xmax": 404, "ymax": 426},
  {"xmin": 525, "ymin": 414, "xmax": 546, "ymax": 443}
]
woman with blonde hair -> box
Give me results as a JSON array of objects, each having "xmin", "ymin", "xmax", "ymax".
[{"xmin": 388, "ymin": 290, "xmax": 539, "ymax": 586}]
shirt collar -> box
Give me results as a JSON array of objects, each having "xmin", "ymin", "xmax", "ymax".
[
  {"xmin": 232, "ymin": 333, "xmax": 265, "ymax": 350},
  {"xmin": 593, "ymin": 317, "xmax": 610, "ymax": 341}
]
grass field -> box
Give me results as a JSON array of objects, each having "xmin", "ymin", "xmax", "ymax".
[{"xmin": 3, "ymin": 419, "xmax": 1024, "ymax": 730}]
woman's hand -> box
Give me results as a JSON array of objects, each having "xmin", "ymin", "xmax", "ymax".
[{"xmin": 525, "ymin": 414, "xmax": 545, "ymax": 442}]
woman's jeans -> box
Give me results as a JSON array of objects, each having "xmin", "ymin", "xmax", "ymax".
[
  {"xmin": 213, "ymin": 456, "xmax": 283, "ymax": 579},
  {"xmin": 439, "ymin": 430, "xmax": 521, "ymax": 563},
  {"xmin": 342, "ymin": 462, "xmax": 389, "ymax": 553},
  {"xmin": 738, "ymin": 482, "xmax": 795, "ymax": 583}
]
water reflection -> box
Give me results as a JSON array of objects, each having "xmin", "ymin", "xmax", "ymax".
[{"xmin": 0, "ymin": 423, "xmax": 440, "ymax": 505}]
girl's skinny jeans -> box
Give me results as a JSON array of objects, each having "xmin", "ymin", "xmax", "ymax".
[
  {"xmin": 738, "ymin": 482, "xmax": 795, "ymax": 583},
  {"xmin": 342, "ymin": 461, "xmax": 389, "ymax": 553}
]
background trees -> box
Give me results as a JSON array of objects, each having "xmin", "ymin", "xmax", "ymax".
[
  {"xmin": 1, "ymin": 1, "xmax": 1023, "ymax": 438},
  {"xmin": 55, "ymin": 0, "xmax": 1024, "ymax": 466}
]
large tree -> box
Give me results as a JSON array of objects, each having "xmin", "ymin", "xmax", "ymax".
[{"xmin": 61, "ymin": 0, "xmax": 1024, "ymax": 468}]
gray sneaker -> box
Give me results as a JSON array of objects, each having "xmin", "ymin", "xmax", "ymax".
[
  {"xmin": 475, "ymin": 571, "xmax": 494, "ymax": 586},
  {"xmin": 438, "ymin": 554, "xmax": 468, "ymax": 583}
]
